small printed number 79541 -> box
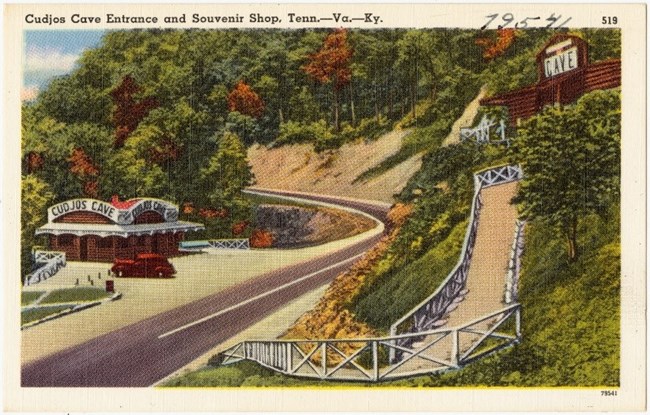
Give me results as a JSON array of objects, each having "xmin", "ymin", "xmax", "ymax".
[{"xmin": 601, "ymin": 390, "xmax": 617, "ymax": 396}]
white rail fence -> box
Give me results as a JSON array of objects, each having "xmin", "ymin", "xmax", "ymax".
[
  {"xmin": 24, "ymin": 251, "xmax": 66, "ymax": 286},
  {"xmin": 220, "ymin": 304, "xmax": 521, "ymax": 382},
  {"xmin": 505, "ymin": 220, "xmax": 526, "ymax": 304},
  {"xmin": 218, "ymin": 165, "xmax": 524, "ymax": 382},
  {"xmin": 389, "ymin": 164, "xmax": 523, "ymax": 361},
  {"xmin": 179, "ymin": 238, "xmax": 250, "ymax": 252},
  {"xmin": 460, "ymin": 115, "xmax": 509, "ymax": 146}
]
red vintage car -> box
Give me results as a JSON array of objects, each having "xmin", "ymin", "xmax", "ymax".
[{"xmin": 111, "ymin": 253, "xmax": 176, "ymax": 278}]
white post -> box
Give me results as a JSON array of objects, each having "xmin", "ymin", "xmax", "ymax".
[
  {"xmin": 321, "ymin": 342, "xmax": 327, "ymax": 378},
  {"xmin": 286, "ymin": 343, "xmax": 293, "ymax": 373},
  {"xmin": 451, "ymin": 330, "xmax": 459, "ymax": 367},
  {"xmin": 515, "ymin": 307, "xmax": 522, "ymax": 339},
  {"xmin": 372, "ymin": 341, "xmax": 379, "ymax": 381},
  {"xmin": 388, "ymin": 327, "xmax": 396, "ymax": 363}
]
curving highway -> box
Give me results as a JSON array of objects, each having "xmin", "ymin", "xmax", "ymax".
[{"xmin": 21, "ymin": 190, "xmax": 390, "ymax": 387}]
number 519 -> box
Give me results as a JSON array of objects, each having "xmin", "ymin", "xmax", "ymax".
[{"xmin": 602, "ymin": 16, "xmax": 618, "ymax": 25}]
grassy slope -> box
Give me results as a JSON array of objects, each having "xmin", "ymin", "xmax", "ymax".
[
  {"xmin": 39, "ymin": 287, "xmax": 110, "ymax": 304},
  {"xmin": 353, "ymin": 220, "xmax": 467, "ymax": 330},
  {"xmin": 164, "ymin": 207, "xmax": 620, "ymax": 387},
  {"xmin": 21, "ymin": 305, "xmax": 72, "ymax": 325},
  {"xmin": 390, "ymin": 208, "xmax": 621, "ymax": 387},
  {"xmin": 21, "ymin": 291, "xmax": 44, "ymax": 306}
]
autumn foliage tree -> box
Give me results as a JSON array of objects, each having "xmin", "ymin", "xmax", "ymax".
[
  {"xmin": 227, "ymin": 81, "xmax": 265, "ymax": 118},
  {"xmin": 68, "ymin": 147, "xmax": 100, "ymax": 197},
  {"xmin": 110, "ymin": 75, "xmax": 158, "ymax": 148},
  {"xmin": 476, "ymin": 29, "xmax": 518, "ymax": 60},
  {"xmin": 302, "ymin": 28, "xmax": 353, "ymax": 132}
]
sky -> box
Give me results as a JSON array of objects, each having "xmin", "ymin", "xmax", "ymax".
[{"xmin": 22, "ymin": 30, "xmax": 106, "ymax": 101}]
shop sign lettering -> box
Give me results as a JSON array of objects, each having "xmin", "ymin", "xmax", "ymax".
[
  {"xmin": 544, "ymin": 47, "xmax": 578, "ymax": 78},
  {"xmin": 48, "ymin": 198, "xmax": 179, "ymax": 225}
]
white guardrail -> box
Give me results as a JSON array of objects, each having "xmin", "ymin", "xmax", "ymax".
[
  {"xmin": 219, "ymin": 303, "xmax": 521, "ymax": 381},
  {"xmin": 179, "ymin": 238, "xmax": 250, "ymax": 252},
  {"xmin": 218, "ymin": 165, "xmax": 524, "ymax": 382},
  {"xmin": 24, "ymin": 251, "xmax": 66, "ymax": 287}
]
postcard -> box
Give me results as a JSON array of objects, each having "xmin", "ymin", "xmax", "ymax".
[{"xmin": 3, "ymin": 2, "xmax": 646, "ymax": 412}]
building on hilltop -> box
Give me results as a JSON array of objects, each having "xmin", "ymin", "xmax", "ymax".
[{"xmin": 481, "ymin": 34, "xmax": 621, "ymax": 126}]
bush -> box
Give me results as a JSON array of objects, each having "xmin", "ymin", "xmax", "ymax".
[
  {"xmin": 340, "ymin": 116, "xmax": 391, "ymax": 143},
  {"xmin": 250, "ymin": 229, "xmax": 273, "ymax": 248},
  {"xmin": 275, "ymin": 120, "xmax": 333, "ymax": 147}
]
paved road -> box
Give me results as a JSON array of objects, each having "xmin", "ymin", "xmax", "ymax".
[{"xmin": 21, "ymin": 191, "xmax": 389, "ymax": 387}]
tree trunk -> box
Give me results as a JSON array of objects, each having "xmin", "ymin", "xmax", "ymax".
[
  {"xmin": 349, "ymin": 82, "xmax": 356, "ymax": 127},
  {"xmin": 388, "ymin": 83, "xmax": 394, "ymax": 117},
  {"xmin": 333, "ymin": 88, "xmax": 340, "ymax": 133},
  {"xmin": 374, "ymin": 83, "xmax": 380, "ymax": 122},
  {"xmin": 278, "ymin": 107, "xmax": 284, "ymax": 124},
  {"xmin": 566, "ymin": 217, "xmax": 579, "ymax": 261},
  {"xmin": 411, "ymin": 80, "xmax": 417, "ymax": 120}
]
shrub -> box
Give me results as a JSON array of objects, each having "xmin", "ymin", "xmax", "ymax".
[
  {"xmin": 340, "ymin": 116, "xmax": 391, "ymax": 142},
  {"xmin": 275, "ymin": 120, "xmax": 333, "ymax": 147},
  {"xmin": 250, "ymin": 229, "xmax": 273, "ymax": 248}
]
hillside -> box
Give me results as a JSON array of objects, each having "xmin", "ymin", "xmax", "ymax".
[
  {"xmin": 248, "ymin": 129, "xmax": 419, "ymax": 204},
  {"xmin": 164, "ymin": 87, "xmax": 621, "ymax": 388}
]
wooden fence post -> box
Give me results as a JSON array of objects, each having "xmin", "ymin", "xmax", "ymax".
[
  {"xmin": 321, "ymin": 342, "xmax": 327, "ymax": 378},
  {"xmin": 372, "ymin": 341, "xmax": 379, "ymax": 381},
  {"xmin": 451, "ymin": 330, "xmax": 460, "ymax": 367},
  {"xmin": 286, "ymin": 343, "xmax": 292, "ymax": 373}
]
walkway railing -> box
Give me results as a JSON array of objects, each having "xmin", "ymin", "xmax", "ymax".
[
  {"xmin": 219, "ymin": 304, "xmax": 521, "ymax": 382},
  {"xmin": 218, "ymin": 164, "xmax": 524, "ymax": 381},
  {"xmin": 389, "ymin": 164, "xmax": 523, "ymax": 361},
  {"xmin": 24, "ymin": 251, "xmax": 66, "ymax": 286},
  {"xmin": 505, "ymin": 220, "xmax": 526, "ymax": 304}
]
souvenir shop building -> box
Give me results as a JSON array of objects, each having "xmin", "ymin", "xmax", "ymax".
[{"xmin": 36, "ymin": 197, "xmax": 204, "ymax": 262}]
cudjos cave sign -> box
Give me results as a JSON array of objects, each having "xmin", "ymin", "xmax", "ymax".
[
  {"xmin": 481, "ymin": 33, "xmax": 621, "ymax": 125},
  {"xmin": 36, "ymin": 196, "xmax": 204, "ymax": 262}
]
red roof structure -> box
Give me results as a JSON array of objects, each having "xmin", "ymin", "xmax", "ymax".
[
  {"xmin": 111, "ymin": 195, "xmax": 141, "ymax": 209},
  {"xmin": 481, "ymin": 34, "xmax": 621, "ymax": 126}
]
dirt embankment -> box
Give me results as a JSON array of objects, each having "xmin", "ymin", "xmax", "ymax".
[
  {"xmin": 282, "ymin": 203, "xmax": 412, "ymax": 342},
  {"xmin": 248, "ymin": 129, "xmax": 419, "ymax": 204},
  {"xmin": 255, "ymin": 204, "xmax": 376, "ymax": 248}
]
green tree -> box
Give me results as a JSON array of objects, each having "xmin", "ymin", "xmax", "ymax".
[
  {"xmin": 21, "ymin": 175, "xmax": 54, "ymax": 283},
  {"xmin": 100, "ymin": 147, "xmax": 167, "ymax": 200},
  {"xmin": 199, "ymin": 131, "xmax": 254, "ymax": 209},
  {"xmin": 512, "ymin": 89, "xmax": 620, "ymax": 261}
]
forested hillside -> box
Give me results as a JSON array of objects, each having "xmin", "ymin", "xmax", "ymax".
[
  {"xmin": 160, "ymin": 28, "xmax": 622, "ymax": 387},
  {"xmin": 21, "ymin": 28, "xmax": 493, "ymax": 275}
]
